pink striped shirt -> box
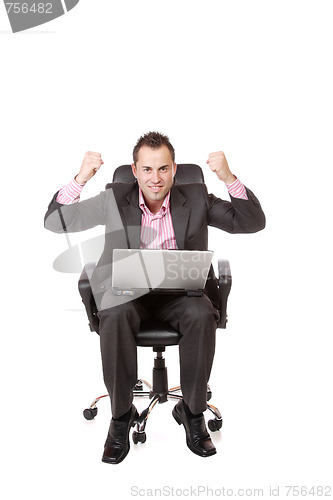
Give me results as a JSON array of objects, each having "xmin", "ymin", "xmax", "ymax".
[
  {"xmin": 56, "ymin": 176, "xmax": 248, "ymax": 249},
  {"xmin": 138, "ymin": 189, "xmax": 177, "ymax": 249},
  {"xmin": 227, "ymin": 177, "xmax": 248, "ymax": 200},
  {"xmin": 56, "ymin": 177, "xmax": 85, "ymax": 204}
]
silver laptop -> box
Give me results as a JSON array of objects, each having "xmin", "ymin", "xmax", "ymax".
[{"xmin": 112, "ymin": 249, "xmax": 213, "ymax": 296}]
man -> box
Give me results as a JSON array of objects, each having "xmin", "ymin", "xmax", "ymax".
[{"xmin": 45, "ymin": 131, "xmax": 265, "ymax": 464}]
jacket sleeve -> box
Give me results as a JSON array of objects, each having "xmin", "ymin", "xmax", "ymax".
[
  {"xmin": 207, "ymin": 185, "xmax": 266, "ymax": 233},
  {"xmin": 44, "ymin": 189, "xmax": 109, "ymax": 233}
]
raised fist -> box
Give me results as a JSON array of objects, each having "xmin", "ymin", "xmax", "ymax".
[
  {"xmin": 206, "ymin": 151, "xmax": 236, "ymax": 184},
  {"xmin": 75, "ymin": 152, "xmax": 104, "ymax": 184}
]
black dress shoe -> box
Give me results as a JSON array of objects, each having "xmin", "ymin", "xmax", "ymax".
[
  {"xmin": 102, "ymin": 405, "xmax": 139, "ymax": 464},
  {"xmin": 172, "ymin": 400, "xmax": 216, "ymax": 457}
]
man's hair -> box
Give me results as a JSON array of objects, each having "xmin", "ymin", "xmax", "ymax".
[{"xmin": 132, "ymin": 131, "xmax": 175, "ymax": 165}]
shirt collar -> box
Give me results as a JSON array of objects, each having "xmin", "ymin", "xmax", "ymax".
[{"xmin": 139, "ymin": 188, "xmax": 171, "ymax": 215}]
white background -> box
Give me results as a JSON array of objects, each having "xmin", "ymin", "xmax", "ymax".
[{"xmin": 1, "ymin": 1, "xmax": 332, "ymax": 498}]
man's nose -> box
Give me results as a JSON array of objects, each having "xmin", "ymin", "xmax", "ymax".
[{"xmin": 151, "ymin": 171, "xmax": 161, "ymax": 183}]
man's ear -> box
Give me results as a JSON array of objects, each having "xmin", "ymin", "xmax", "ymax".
[
  {"xmin": 131, "ymin": 163, "xmax": 137, "ymax": 179},
  {"xmin": 172, "ymin": 162, "xmax": 177, "ymax": 178}
]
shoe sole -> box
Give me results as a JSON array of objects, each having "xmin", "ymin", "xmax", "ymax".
[{"xmin": 102, "ymin": 450, "xmax": 129, "ymax": 465}]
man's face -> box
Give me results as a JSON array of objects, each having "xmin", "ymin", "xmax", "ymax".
[{"xmin": 132, "ymin": 145, "xmax": 177, "ymax": 214}]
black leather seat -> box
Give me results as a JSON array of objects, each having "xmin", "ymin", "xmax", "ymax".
[{"xmin": 79, "ymin": 164, "xmax": 232, "ymax": 443}]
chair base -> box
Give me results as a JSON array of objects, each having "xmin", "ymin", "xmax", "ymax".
[
  {"xmin": 83, "ymin": 382, "xmax": 223, "ymax": 441},
  {"xmin": 83, "ymin": 349, "xmax": 223, "ymax": 443}
]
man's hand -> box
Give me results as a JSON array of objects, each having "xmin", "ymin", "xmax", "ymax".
[
  {"xmin": 75, "ymin": 151, "xmax": 104, "ymax": 184},
  {"xmin": 206, "ymin": 151, "xmax": 236, "ymax": 185}
]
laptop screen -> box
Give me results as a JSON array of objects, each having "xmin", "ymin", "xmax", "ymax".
[{"xmin": 112, "ymin": 249, "xmax": 213, "ymax": 295}]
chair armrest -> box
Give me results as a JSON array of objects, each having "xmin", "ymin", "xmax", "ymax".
[
  {"xmin": 78, "ymin": 262, "xmax": 100, "ymax": 334},
  {"xmin": 217, "ymin": 259, "xmax": 232, "ymax": 329}
]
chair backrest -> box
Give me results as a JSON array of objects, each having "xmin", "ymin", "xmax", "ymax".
[{"xmin": 108, "ymin": 164, "xmax": 205, "ymax": 186}]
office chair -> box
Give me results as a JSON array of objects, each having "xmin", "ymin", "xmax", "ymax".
[{"xmin": 79, "ymin": 164, "xmax": 232, "ymax": 445}]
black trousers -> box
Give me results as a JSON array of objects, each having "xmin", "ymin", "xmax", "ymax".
[{"xmin": 97, "ymin": 290, "xmax": 219, "ymax": 419}]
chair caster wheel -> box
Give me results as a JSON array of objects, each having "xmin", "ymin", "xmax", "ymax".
[
  {"xmin": 83, "ymin": 407, "xmax": 98, "ymax": 420},
  {"xmin": 134, "ymin": 380, "xmax": 143, "ymax": 391},
  {"xmin": 208, "ymin": 418, "xmax": 222, "ymax": 432},
  {"xmin": 132, "ymin": 431, "xmax": 146, "ymax": 444}
]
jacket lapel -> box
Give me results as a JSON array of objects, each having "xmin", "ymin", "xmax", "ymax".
[
  {"xmin": 122, "ymin": 186, "xmax": 142, "ymax": 248},
  {"xmin": 170, "ymin": 185, "xmax": 190, "ymax": 249}
]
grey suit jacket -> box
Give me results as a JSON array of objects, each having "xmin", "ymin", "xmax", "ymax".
[{"xmin": 44, "ymin": 181, "xmax": 265, "ymax": 309}]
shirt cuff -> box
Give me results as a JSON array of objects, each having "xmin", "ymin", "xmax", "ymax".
[
  {"xmin": 226, "ymin": 177, "xmax": 248, "ymax": 200},
  {"xmin": 56, "ymin": 177, "xmax": 85, "ymax": 204}
]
